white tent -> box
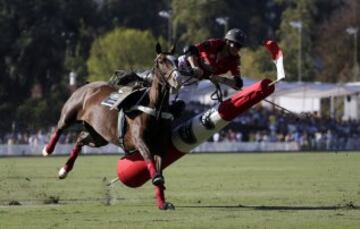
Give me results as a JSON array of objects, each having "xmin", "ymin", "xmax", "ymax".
[
  {"xmin": 173, "ymin": 77, "xmax": 360, "ymax": 119},
  {"xmin": 269, "ymin": 81, "xmax": 360, "ymax": 119},
  {"xmin": 174, "ymin": 77, "xmax": 257, "ymax": 105}
]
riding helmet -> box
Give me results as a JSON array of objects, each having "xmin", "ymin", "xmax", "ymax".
[{"xmin": 224, "ymin": 28, "xmax": 247, "ymax": 45}]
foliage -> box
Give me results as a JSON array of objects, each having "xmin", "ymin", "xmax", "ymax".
[
  {"xmin": 241, "ymin": 47, "xmax": 277, "ymax": 80},
  {"xmin": 15, "ymin": 84, "xmax": 68, "ymax": 131},
  {"xmin": 0, "ymin": 0, "xmax": 98, "ymax": 98},
  {"xmin": 86, "ymin": 28, "xmax": 158, "ymax": 81},
  {"xmin": 64, "ymin": 19, "xmax": 97, "ymax": 84},
  {"xmin": 316, "ymin": 0, "xmax": 360, "ymax": 82},
  {"xmin": 0, "ymin": 103, "xmax": 17, "ymax": 133},
  {"xmin": 277, "ymin": 0, "xmax": 318, "ymax": 82},
  {"xmin": 171, "ymin": 0, "xmax": 283, "ymax": 46},
  {"xmin": 220, "ymin": 0, "xmax": 284, "ymax": 45},
  {"xmin": 171, "ymin": 0, "xmax": 225, "ymax": 44},
  {"xmin": 0, "ymin": 0, "xmax": 98, "ymax": 132},
  {"xmin": 0, "ymin": 0, "xmax": 357, "ymax": 131},
  {"xmin": 96, "ymin": 0, "xmax": 168, "ymax": 37},
  {"xmin": 16, "ymin": 99, "xmax": 50, "ymax": 130}
]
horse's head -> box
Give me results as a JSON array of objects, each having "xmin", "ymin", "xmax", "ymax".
[{"xmin": 154, "ymin": 43, "xmax": 182, "ymax": 90}]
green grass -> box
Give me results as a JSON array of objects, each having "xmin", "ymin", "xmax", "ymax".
[{"xmin": 0, "ymin": 152, "xmax": 360, "ymax": 228}]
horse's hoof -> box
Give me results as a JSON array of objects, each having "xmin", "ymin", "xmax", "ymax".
[
  {"xmin": 159, "ymin": 202, "xmax": 175, "ymax": 210},
  {"xmin": 152, "ymin": 174, "xmax": 164, "ymax": 186},
  {"xmin": 58, "ymin": 167, "xmax": 68, "ymax": 179},
  {"xmin": 42, "ymin": 146, "xmax": 49, "ymax": 156}
]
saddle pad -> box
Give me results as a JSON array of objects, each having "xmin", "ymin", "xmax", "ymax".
[
  {"xmin": 101, "ymin": 86, "xmax": 136, "ymax": 110},
  {"xmin": 101, "ymin": 92, "xmax": 122, "ymax": 108}
]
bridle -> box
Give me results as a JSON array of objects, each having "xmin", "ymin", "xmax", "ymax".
[
  {"xmin": 127, "ymin": 54, "xmax": 179, "ymax": 121},
  {"xmin": 153, "ymin": 54, "xmax": 180, "ymax": 88},
  {"xmin": 153, "ymin": 54, "xmax": 180, "ymax": 120}
]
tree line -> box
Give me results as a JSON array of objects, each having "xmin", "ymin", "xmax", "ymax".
[{"xmin": 0, "ymin": 0, "xmax": 358, "ymax": 133}]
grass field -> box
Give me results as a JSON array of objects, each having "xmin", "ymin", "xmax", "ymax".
[{"xmin": 0, "ymin": 152, "xmax": 359, "ymax": 228}]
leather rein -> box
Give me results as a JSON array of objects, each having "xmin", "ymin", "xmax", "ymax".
[{"xmin": 127, "ymin": 55, "xmax": 178, "ymax": 121}]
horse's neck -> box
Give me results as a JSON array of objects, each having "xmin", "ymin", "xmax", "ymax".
[{"xmin": 148, "ymin": 72, "xmax": 168, "ymax": 108}]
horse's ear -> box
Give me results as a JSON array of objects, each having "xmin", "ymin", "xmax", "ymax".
[
  {"xmin": 156, "ymin": 43, "xmax": 162, "ymax": 54},
  {"xmin": 169, "ymin": 42, "xmax": 176, "ymax": 54}
]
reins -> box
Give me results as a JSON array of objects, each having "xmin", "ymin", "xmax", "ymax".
[
  {"xmin": 210, "ymin": 82, "xmax": 223, "ymax": 102},
  {"xmin": 127, "ymin": 54, "xmax": 176, "ymax": 121},
  {"xmin": 154, "ymin": 58, "xmax": 174, "ymax": 121}
]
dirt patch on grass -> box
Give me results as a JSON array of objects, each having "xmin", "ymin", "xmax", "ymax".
[
  {"xmin": 8, "ymin": 200, "xmax": 22, "ymax": 206},
  {"xmin": 43, "ymin": 195, "xmax": 60, "ymax": 204}
]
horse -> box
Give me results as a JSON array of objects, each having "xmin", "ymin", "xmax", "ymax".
[{"xmin": 42, "ymin": 43, "xmax": 181, "ymax": 210}]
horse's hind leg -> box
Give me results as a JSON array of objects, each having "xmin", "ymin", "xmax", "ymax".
[
  {"xmin": 58, "ymin": 131, "xmax": 92, "ymax": 179},
  {"xmin": 43, "ymin": 111, "xmax": 77, "ymax": 156},
  {"xmin": 58, "ymin": 124, "xmax": 108, "ymax": 179}
]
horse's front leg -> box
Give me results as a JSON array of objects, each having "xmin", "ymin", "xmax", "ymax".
[
  {"xmin": 133, "ymin": 137, "xmax": 174, "ymax": 210},
  {"xmin": 152, "ymin": 154, "xmax": 164, "ymax": 185},
  {"xmin": 153, "ymin": 154, "xmax": 175, "ymax": 210}
]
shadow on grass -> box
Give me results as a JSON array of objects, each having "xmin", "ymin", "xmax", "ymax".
[{"xmin": 180, "ymin": 202, "xmax": 359, "ymax": 211}]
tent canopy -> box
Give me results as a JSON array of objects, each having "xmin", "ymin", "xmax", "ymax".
[
  {"xmin": 174, "ymin": 77, "xmax": 360, "ymax": 104},
  {"xmin": 268, "ymin": 80, "xmax": 360, "ymax": 99}
]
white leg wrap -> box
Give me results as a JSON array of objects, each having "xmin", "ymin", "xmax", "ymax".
[
  {"xmin": 42, "ymin": 146, "xmax": 49, "ymax": 156},
  {"xmin": 58, "ymin": 167, "xmax": 68, "ymax": 179}
]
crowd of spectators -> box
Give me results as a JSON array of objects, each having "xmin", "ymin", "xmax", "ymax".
[
  {"xmin": 2, "ymin": 101, "xmax": 360, "ymax": 151},
  {"xmin": 0, "ymin": 128, "xmax": 78, "ymax": 146},
  {"xmin": 175, "ymin": 101, "xmax": 360, "ymax": 151}
]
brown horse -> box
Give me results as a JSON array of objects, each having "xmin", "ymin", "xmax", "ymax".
[{"xmin": 43, "ymin": 43, "xmax": 181, "ymax": 210}]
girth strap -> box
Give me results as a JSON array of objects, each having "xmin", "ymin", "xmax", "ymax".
[
  {"xmin": 117, "ymin": 108, "xmax": 137, "ymax": 155},
  {"xmin": 127, "ymin": 105, "xmax": 174, "ymax": 121}
]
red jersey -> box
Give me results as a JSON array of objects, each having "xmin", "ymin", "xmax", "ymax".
[{"xmin": 195, "ymin": 39, "xmax": 240, "ymax": 78}]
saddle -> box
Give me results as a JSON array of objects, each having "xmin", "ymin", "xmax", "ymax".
[
  {"xmin": 104, "ymin": 69, "xmax": 152, "ymax": 109},
  {"xmin": 109, "ymin": 70, "xmax": 150, "ymax": 88},
  {"xmin": 101, "ymin": 70, "xmax": 184, "ymax": 153},
  {"xmin": 101, "ymin": 86, "xmax": 146, "ymax": 111},
  {"xmin": 101, "ymin": 84, "xmax": 148, "ymax": 155}
]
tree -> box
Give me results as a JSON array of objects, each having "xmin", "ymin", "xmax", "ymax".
[
  {"xmin": 0, "ymin": 0, "xmax": 98, "ymax": 97},
  {"xmin": 316, "ymin": 0, "xmax": 359, "ymax": 82},
  {"xmin": 171, "ymin": 0, "xmax": 225, "ymax": 44},
  {"xmin": 277, "ymin": 0, "xmax": 318, "ymax": 82},
  {"xmin": 241, "ymin": 46, "xmax": 277, "ymax": 81},
  {"xmin": 15, "ymin": 82, "xmax": 68, "ymax": 131},
  {"xmin": 96, "ymin": 0, "xmax": 168, "ymax": 37},
  {"xmin": 221, "ymin": 0, "xmax": 283, "ymax": 44},
  {"xmin": 87, "ymin": 28, "xmax": 159, "ymax": 81},
  {"xmin": 0, "ymin": 0, "xmax": 99, "ymax": 132},
  {"xmin": 170, "ymin": 0, "xmax": 284, "ymax": 82},
  {"xmin": 171, "ymin": 0, "xmax": 283, "ymax": 47}
]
